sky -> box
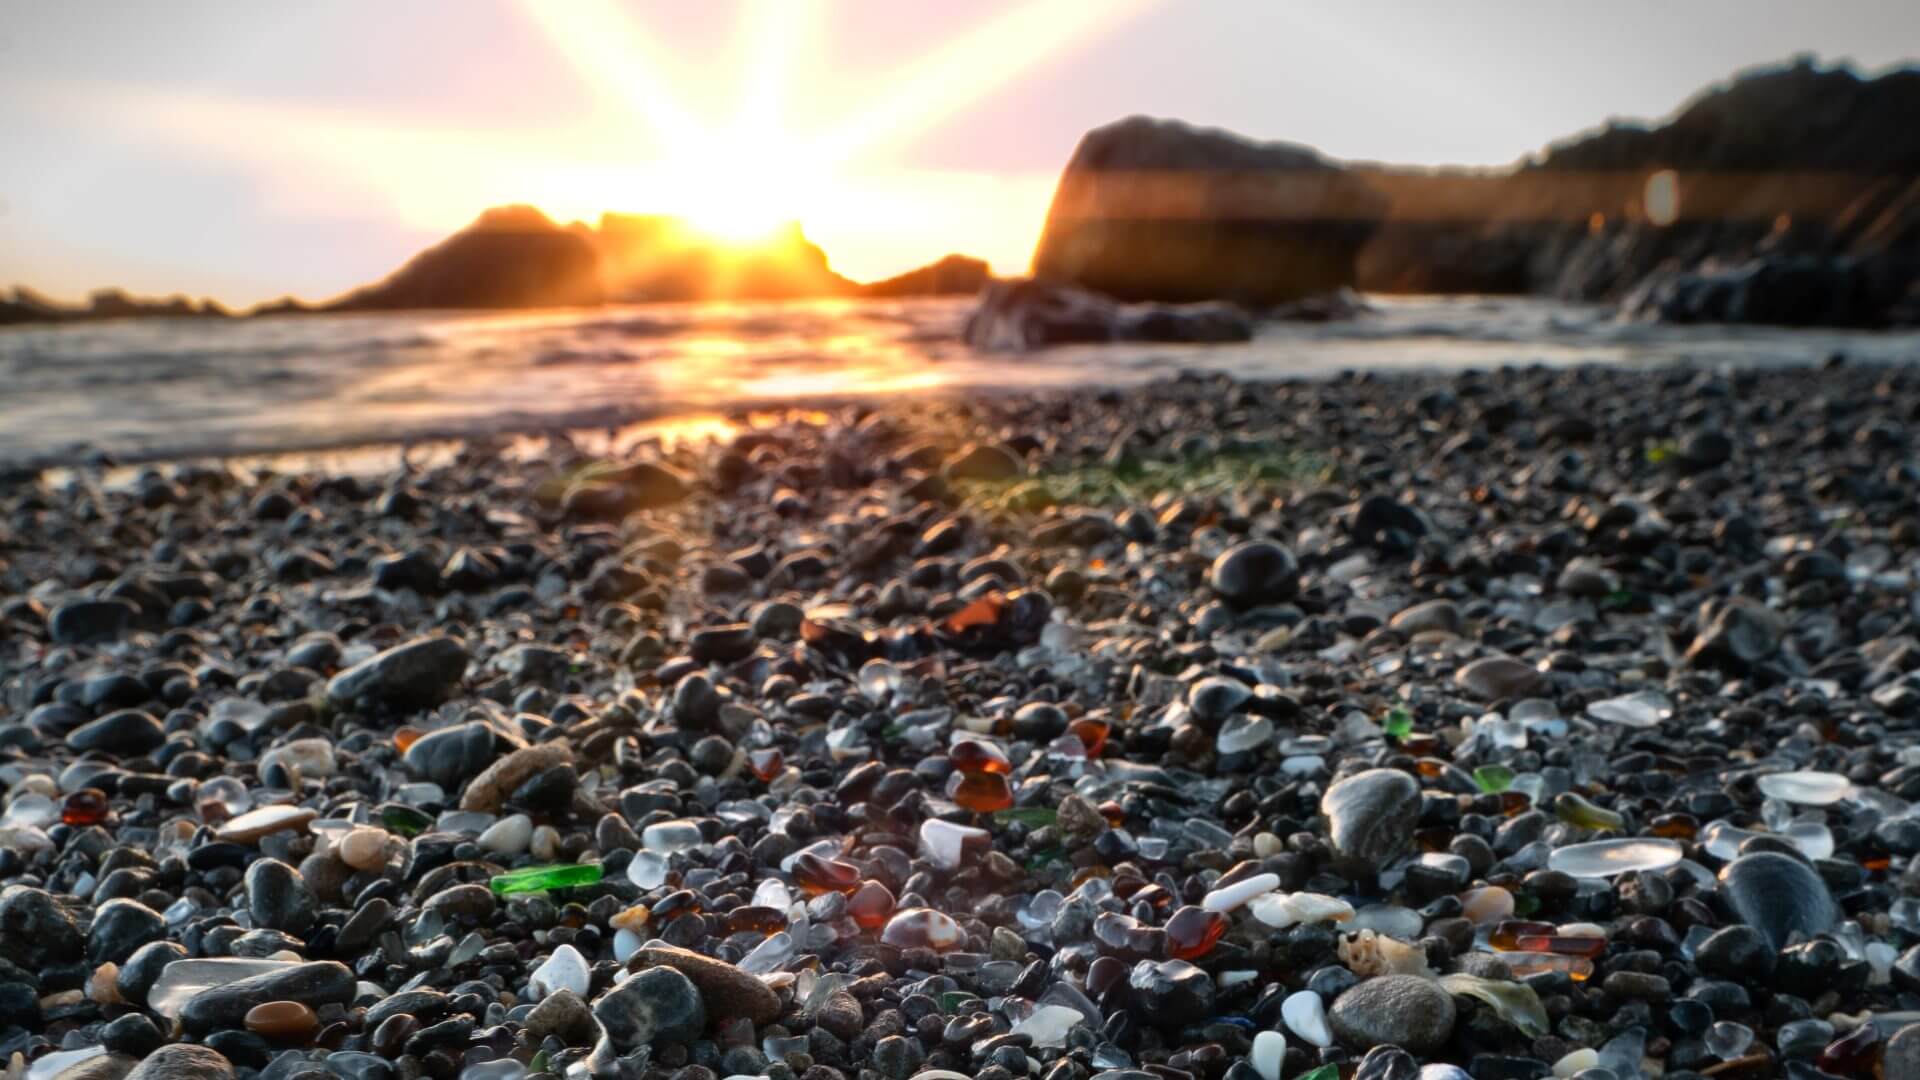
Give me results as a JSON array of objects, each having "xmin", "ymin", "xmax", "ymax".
[{"xmin": 2, "ymin": 0, "xmax": 1917, "ymax": 307}]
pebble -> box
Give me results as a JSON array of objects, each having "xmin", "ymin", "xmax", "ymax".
[
  {"xmin": 636, "ymin": 944, "xmax": 782, "ymax": 1024},
  {"xmin": 1322, "ymin": 768, "xmax": 1421, "ymax": 876},
  {"xmin": 1717, "ymin": 851, "xmax": 1841, "ymax": 950},
  {"xmin": 1329, "ymin": 974, "xmax": 1457, "ymax": 1054},
  {"xmin": 324, "ymin": 635, "xmax": 469, "ymax": 709},
  {"xmin": 591, "ymin": 964, "xmax": 706, "ymax": 1049}
]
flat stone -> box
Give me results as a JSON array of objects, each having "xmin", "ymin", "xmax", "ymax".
[
  {"xmin": 1329, "ymin": 974, "xmax": 1457, "ymax": 1054},
  {"xmin": 178, "ymin": 960, "xmax": 354, "ymax": 1034},
  {"xmin": 460, "ymin": 742, "xmax": 573, "ymax": 812},
  {"xmin": 637, "ymin": 943, "xmax": 781, "ymax": 1024},
  {"xmin": 214, "ymin": 805, "xmax": 316, "ymax": 844},
  {"xmin": 1718, "ymin": 851, "xmax": 1840, "ymax": 951},
  {"xmin": 124, "ymin": 1045, "xmax": 234, "ymax": 1080},
  {"xmin": 325, "ymin": 636, "xmax": 469, "ymax": 710}
]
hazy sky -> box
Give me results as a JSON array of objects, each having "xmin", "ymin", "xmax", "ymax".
[{"xmin": 3, "ymin": 0, "xmax": 1916, "ymax": 305}]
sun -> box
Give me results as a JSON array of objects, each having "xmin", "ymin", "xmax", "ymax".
[
  {"xmin": 668, "ymin": 137, "xmax": 814, "ymax": 244},
  {"xmin": 517, "ymin": 0, "xmax": 1157, "ymax": 248}
]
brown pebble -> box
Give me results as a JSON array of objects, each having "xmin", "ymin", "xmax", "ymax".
[
  {"xmin": 244, "ymin": 1000, "xmax": 319, "ymax": 1041},
  {"xmin": 337, "ymin": 827, "xmax": 390, "ymax": 871}
]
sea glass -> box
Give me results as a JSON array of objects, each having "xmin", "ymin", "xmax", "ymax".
[
  {"xmin": 1069, "ymin": 718, "xmax": 1111, "ymax": 756},
  {"xmin": 1502, "ymin": 953, "xmax": 1595, "ymax": 981},
  {"xmin": 1514, "ymin": 934, "xmax": 1607, "ymax": 958},
  {"xmin": 737, "ymin": 930, "xmax": 795, "ymax": 974},
  {"xmin": 627, "ymin": 850, "xmax": 668, "ymax": 890},
  {"xmin": 1586, "ymin": 690, "xmax": 1672, "ymax": 728},
  {"xmin": 1280, "ymin": 990, "xmax": 1332, "ymax": 1047},
  {"xmin": 947, "ymin": 771, "xmax": 1014, "ymax": 813},
  {"xmin": 1473, "ymin": 765, "xmax": 1515, "ymax": 794},
  {"xmin": 1554, "ymin": 792, "xmax": 1624, "ymax": 831},
  {"xmin": 489, "ymin": 863, "xmax": 603, "ymax": 896},
  {"xmin": 1547, "ymin": 837, "xmax": 1683, "ymax": 878},
  {"xmin": 1438, "ymin": 973, "xmax": 1549, "ymax": 1037},
  {"xmin": 1382, "ymin": 707, "xmax": 1413, "ymax": 739},
  {"xmin": 724, "ymin": 905, "xmax": 787, "ymax": 935},
  {"xmin": 1201, "ymin": 872, "xmax": 1279, "ymax": 913},
  {"xmin": 61, "ymin": 788, "xmax": 109, "ymax": 826},
  {"xmin": 1756, "ymin": 770, "xmax": 1852, "ymax": 806},
  {"xmin": 148, "ymin": 958, "xmax": 301, "ymax": 1018},
  {"xmin": 949, "ymin": 738, "xmax": 1012, "ymax": 775},
  {"xmin": 642, "ymin": 820, "xmax": 704, "ymax": 853},
  {"xmin": 1164, "ymin": 905, "xmax": 1228, "ymax": 960},
  {"xmin": 749, "ymin": 749, "xmax": 784, "ymax": 781},
  {"xmin": 880, "ymin": 907, "xmax": 964, "ymax": 950},
  {"xmin": 919, "ymin": 818, "xmax": 991, "ymax": 870},
  {"xmin": 1489, "ymin": 921, "xmax": 1556, "ymax": 950},
  {"xmin": 791, "ymin": 853, "xmax": 862, "ymax": 895},
  {"xmin": 848, "ymin": 880, "xmax": 896, "ymax": 930}
]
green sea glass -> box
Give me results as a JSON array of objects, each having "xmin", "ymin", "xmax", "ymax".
[
  {"xmin": 489, "ymin": 863, "xmax": 604, "ymax": 896},
  {"xmin": 1554, "ymin": 791, "xmax": 1625, "ymax": 832},
  {"xmin": 380, "ymin": 805, "xmax": 432, "ymax": 837},
  {"xmin": 1474, "ymin": 764, "xmax": 1515, "ymax": 794},
  {"xmin": 1383, "ymin": 707, "xmax": 1413, "ymax": 739}
]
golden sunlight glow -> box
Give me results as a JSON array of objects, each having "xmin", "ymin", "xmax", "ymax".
[{"xmin": 518, "ymin": 0, "xmax": 1153, "ymax": 250}]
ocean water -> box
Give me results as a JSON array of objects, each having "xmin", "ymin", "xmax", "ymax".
[{"xmin": 3, "ymin": 294, "xmax": 1918, "ymax": 466}]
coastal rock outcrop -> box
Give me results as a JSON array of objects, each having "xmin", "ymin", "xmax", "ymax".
[{"xmin": 1031, "ymin": 116, "xmax": 1389, "ymax": 307}]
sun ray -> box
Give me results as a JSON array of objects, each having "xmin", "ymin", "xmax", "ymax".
[
  {"xmin": 735, "ymin": 0, "xmax": 815, "ymax": 144},
  {"xmin": 812, "ymin": 0, "xmax": 1160, "ymax": 171},
  {"xmin": 517, "ymin": 0, "xmax": 704, "ymax": 155}
]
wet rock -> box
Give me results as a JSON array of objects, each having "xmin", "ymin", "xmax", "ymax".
[
  {"xmin": 402, "ymin": 722, "xmax": 497, "ymax": 788},
  {"xmin": 65, "ymin": 710, "xmax": 166, "ymax": 755},
  {"xmin": 124, "ymin": 1045, "xmax": 236, "ymax": 1080},
  {"xmin": 0, "ymin": 885, "xmax": 84, "ymax": 966},
  {"xmin": 179, "ymin": 961, "xmax": 354, "ymax": 1034},
  {"xmin": 637, "ymin": 943, "xmax": 781, "ymax": 1025},
  {"xmin": 245, "ymin": 858, "xmax": 317, "ymax": 934},
  {"xmin": 525, "ymin": 987, "xmax": 597, "ymax": 1045},
  {"xmin": 1329, "ymin": 974, "xmax": 1457, "ymax": 1054},
  {"xmin": 592, "ymin": 964, "xmax": 706, "ymax": 1049},
  {"xmin": 1322, "ymin": 769, "xmax": 1420, "ymax": 877},
  {"xmin": 1210, "ymin": 541, "xmax": 1300, "ymax": 607},
  {"xmin": 49, "ymin": 598, "xmax": 140, "ymax": 644},
  {"xmin": 87, "ymin": 898, "xmax": 167, "ymax": 964},
  {"xmin": 324, "ymin": 636, "xmax": 469, "ymax": 710},
  {"xmin": 460, "ymin": 741, "xmax": 572, "ymax": 812},
  {"xmin": 1453, "ymin": 656, "xmax": 1544, "ymax": 701},
  {"xmin": 1717, "ymin": 852, "xmax": 1840, "ymax": 951}
]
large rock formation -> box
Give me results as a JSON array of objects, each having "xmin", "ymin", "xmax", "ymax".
[
  {"xmin": 963, "ymin": 278, "xmax": 1252, "ymax": 351},
  {"xmin": 1031, "ymin": 116, "xmax": 1389, "ymax": 307},
  {"xmin": 860, "ymin": 254, "xmax": 993, "ymax": 299},
  {"xmin": 327, "ymin": 205, "xmax": 605, "ymax": 311},
  {"xmin": 1356, "ymin": 59, "xmax": 1920, "ymax": 326}
]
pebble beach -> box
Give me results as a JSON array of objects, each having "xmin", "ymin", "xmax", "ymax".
[{"xmin": 5, "ymin": 357, "xmax": 1920, "ymax": 1080}]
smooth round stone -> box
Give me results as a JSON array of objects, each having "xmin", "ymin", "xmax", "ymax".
[
  {"xmin": 1280, "ymin": 989, "xmax": 1332, "ymax": 1047},
  {"xmin": 591, "ymin": 965, "xmax": 706, "ymax": 1049},
  {"xmin": 636, "ymin": 944, "xmax": 782, "ymax": 1025},
  {"xmin": 1460, "ymin": 886, "xmax": 1515, "ymax": 925},
  {"xmin": 1718, "ymin": 851, "xmax": 1840, "ymax": 951},
  {"xmin": 245, "ymin": 858, "xmax": 317, "ymax": 934},
  {"xmin": 1322, "ymin": 769, "xmax": 1421, "ymax": 876},
  {"xmin": 124, "ymin": 1044, "xmax": 236, "ymax": 1080},
  {"xmin": 479, "ymin": 814, "xmax": 533, "ymax": 856},
  {"xmin": 214, "ymin": 805, "xmax": 316, "ymax": 844},
  {"xmin": 325, "ymin": 635, "xmax": 469, "ymax": 709},
  {"xmin": 401, "ymin": 722, "xmax": 496, "ymax": 788},
  {"xmin": 64, "ymin": 710, "xmax": 166, "ymax": 755},
  {"xmin": 88, "ymin": 898, "xmax": 166, "ymax": 965},
  {"xmin": 1202, "ymin": 873, "xmax": 1279, "ymax": 913},
  {"xmin": 1547, "ymin": 838, "xmax": 1684, "ymax": 878},
  {"xmin": 1454, "ymin": 656, "xmax": 1544, "ymax": 701},
  {"xmin": 1329, "ymin": 974, "xmax": 1458, "ymax": 1054},
  {"xmin": 1209, "ymin": 541, "xmax": 1300, "ymax": 607},
  {"xmin": 244, "ymin": 1000, "xmax": 318, "ymax": 1041},
  {"xmin": 1755, "ymin": 770, "xmax": 1853, "ymax": 806},
  {"xmin": 1250, "ymin": 1029, "xmax": 1286, "ymax": 1080},
  {"xmin": 177, "ymin": 960, "xmax": 354, "ymax": 1034},
  {"xmin": 336, "ymin": 828, "xmax": 391, "ymax": 872}
]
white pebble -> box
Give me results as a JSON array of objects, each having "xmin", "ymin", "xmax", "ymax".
[
  {"xmin": 1250, "ymin": 1029, "xmax": 1286, "ymax": 1080},
  {"xmin": 1280, "ymin": 990, "xmax": 1332, "ymax": 1047},
  {"xmin": 478, "ymin": 814, "xmax": 532, "ymax": 856},
  {"xmin": 529, "ymin": 943, "xmax": 590, "ymax": 1000},
  {"xmin": 1201, "ymin": 873, "xmax": 1280, "ymax": 913},
  {"xmin": 530, "ymin": 825, "xmax": 561, "ymax": 862}
]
